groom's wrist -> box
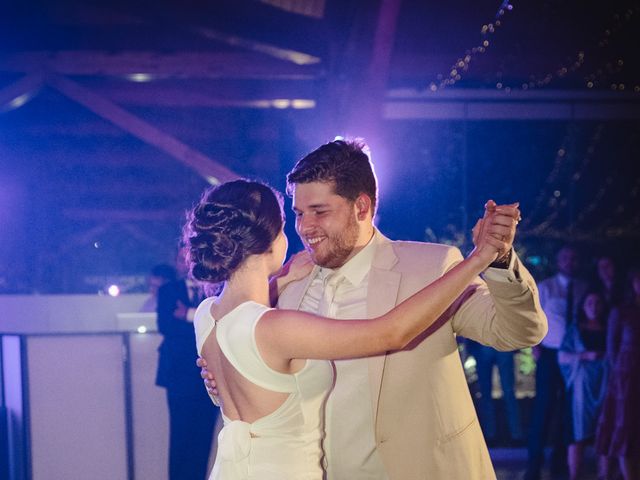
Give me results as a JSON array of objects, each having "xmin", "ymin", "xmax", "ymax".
[{"xmin": 489, "ymin": 249, "xmax": 512, "ymax": 269}]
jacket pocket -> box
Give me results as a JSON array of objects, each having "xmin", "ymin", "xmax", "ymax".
[{"xmin": 436, "ymin": 417, "xmax": 477, "ymax": 446}]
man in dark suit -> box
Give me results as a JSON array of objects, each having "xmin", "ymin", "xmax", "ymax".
[
  {"xmin": 156, "ymin": 271, "xmax": 218, "ymax": 479},
  {"xmin": 525, "ymin": 245, "xmax": 587, "ymax": 480}
]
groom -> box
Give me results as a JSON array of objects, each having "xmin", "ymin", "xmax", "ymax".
[{"xmin": 202, "ymin": 139, "xmax": 546, "ymax": 479}]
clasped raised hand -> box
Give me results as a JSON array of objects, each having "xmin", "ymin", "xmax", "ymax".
[{"xmin": 471, "ymin": 199, "xmax": 521, "ymax": 267}]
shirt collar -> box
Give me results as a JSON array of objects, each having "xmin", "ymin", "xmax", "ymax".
[
  {"xmin": 319, "ymin": 230, "xmax": 377, "ymax": 287},
  {"xmin": 557, "ymin": 273, "xmax": 571, "ymax": 287}
]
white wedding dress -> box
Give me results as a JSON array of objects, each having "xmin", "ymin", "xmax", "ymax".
[{"xmin": 194, "ymin": 298, "xmax": 333, "ymax": 480}]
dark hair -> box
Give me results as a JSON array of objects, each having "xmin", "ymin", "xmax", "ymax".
[
  {"xmin": 183, "ymin": 180, "xmax": 284, "ymax": 284},
  {"xmin": 591, "ymin": 255, "xmax": 624, "ymax": 306},
  {"xmin": 150, "ymin": 264, "xmax": 177, "ymax": 282},
  {"xmin": 286, "ymin": 139, "xmax": 378, "ymax": 214},
  {"xmin": 577, "ymin": 289, "xmax": 608, "ymax": 327}
]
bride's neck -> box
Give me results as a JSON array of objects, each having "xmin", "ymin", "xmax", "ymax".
[{"xmin": 217, "ymin": 259, "xmax": 271, "ymax": 308}]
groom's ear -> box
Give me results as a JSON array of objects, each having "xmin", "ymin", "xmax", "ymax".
[{"xmin": 354, "ymin": 194, "xmax": 372, "ymax": 221}]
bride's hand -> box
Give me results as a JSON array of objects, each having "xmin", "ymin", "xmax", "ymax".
[
  {"xmin": 283, "ymin": 251, "xmax": 314, "ymax": 281},
  {"xmin": 275, "ymin": 250, "xmax": 314, "ymax": 283},
  {"xmin": 270, "ymin": 251, "xmax": 314, "ymax": 306},
  {"xmin": 469, "ymin": 203, "xmax": 503, "ymax": 268}
]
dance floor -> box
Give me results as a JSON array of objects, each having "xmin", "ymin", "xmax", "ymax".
[{"xmin": 492, "ymin": 447, "xmax": 601, "ymax": 480}]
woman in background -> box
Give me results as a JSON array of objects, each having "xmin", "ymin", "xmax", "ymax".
[
  {"xmin": 559, "ymin": 290, "xmax": 608, "ymax": 480},
  {"xmin": 596, "ymin": 269, "xmax": 640, "ymax": 480}
]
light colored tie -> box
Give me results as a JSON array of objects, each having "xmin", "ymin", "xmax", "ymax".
[{"xmin": 318, "ymin": 272, "xmax": 344, "ymax": 317}]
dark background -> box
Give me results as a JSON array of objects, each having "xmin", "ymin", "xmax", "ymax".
[{"xmin": 1, "ymin": 0, "xmax": 639, "ymax": 293}]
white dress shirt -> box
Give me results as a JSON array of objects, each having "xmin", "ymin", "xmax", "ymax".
[
  {"xmin": 539, "ymin": 273, "xmax": 587, "ymax": 349},
  {"xmin": 299, "ymin": 235, "xmax": 389, "ymax": 480}
]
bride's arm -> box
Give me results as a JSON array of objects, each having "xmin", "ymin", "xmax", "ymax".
[
  {"xmin": 257, "ymin": 206, "xmax": 508, "ymax": 364},
  {"xmin": 268, "ymin": 251, "xmax": 314, "ymax": 307}
]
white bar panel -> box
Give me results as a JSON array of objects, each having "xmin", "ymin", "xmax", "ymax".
[
  {"xmin": 2, "ymin": 336, "xmax": 26, "ymax": 480},
  {"xmin": 26, "ymin": 335, "xmax": 128, "ymax": 480},
  {"xmin": 0, "ymin": 294, "xmax": 148, "ymax": 334},
  {"xmin": 129, "ymin": 332, "xmax": 168, "ymax": 480}
]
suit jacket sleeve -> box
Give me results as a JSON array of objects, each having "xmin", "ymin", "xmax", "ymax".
[
  {"xmin": 447, "ymin": 247, "xmax": 547, "ymax": 350},
  {"xmin": 156, "ymin": 281, "xmax": 196, "ymax": 338}
]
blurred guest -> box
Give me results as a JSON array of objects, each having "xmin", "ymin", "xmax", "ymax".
[
  {"xmin": 156, "ymin": 251, "xmax": 218, "ymax": 479},
  {"xmin": 139, "ymin": 264, "xmax": 176, "ymax": 313},
  {"xmin": 467, "ymin": 340, "xmax": 523, "ymax": 445},
  {"xmin": 559, "ymin": 290, "xmax": 609, "ymax": 480},
  {"xmin": 525, "ymin": 245, "xmax": 588, "ymax": 480},
  {"xmin": 595, "ymin": 256, "xmax": 624, "ymax": 308},
  {"xmin": 596, "ymin": 269, "xmax": 640, "ymax": 480}
]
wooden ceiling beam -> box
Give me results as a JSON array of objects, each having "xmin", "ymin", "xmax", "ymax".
[
  {"xmin": 62, "ymin": 208, "xmax": 181, "ymax": 222},
  {"xmin": 92, "ymin": 81, "xmax": 317, "ymax": 107},
  {"xmin": 0, "ymin": 51, "xmax": 319, "ymax": 79},
  {"xmin": 49, "ymin": 182, "xmax": 195, "ymax": 199},
  {"xmin": 0, "ymin": 73, "xmax": 45, "ymax": 109},
  {"xmin": 46, "ymin": 74, "xmax": 239, "ymax": 183}
]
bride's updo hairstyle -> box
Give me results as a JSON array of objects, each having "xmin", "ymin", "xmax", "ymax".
[{"xmin": 183, "ymin": 180, "xmax": 284, "ymax": 284}]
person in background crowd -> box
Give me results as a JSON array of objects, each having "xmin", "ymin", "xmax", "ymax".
[
  {"xmin": 594, "ymin": 256, "xmax": 624, "ymax": 308},
  {"xmin": 596, "ymin": 269, "xmax": 640, "ymax": 480},
  {"xmin": 140, "ymin": 264, "xmax": 177, "ymax": 313},
  {"xmin": 559, "ymin": 290, "xmax": 609, "ymax": 480},
  {"xmin": 156, "ymin": 251, "xmax": 218, "ymax": 479},
  {"xmin": 525, "ymin": 245, "xmax": 589, "ymax": 480}
]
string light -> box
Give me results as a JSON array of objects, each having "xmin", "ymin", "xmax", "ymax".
[
  {"xmin": 523, "ymin": 123, "xmax": 604, "ymax": 236},
  {"xmin": 511, "ymin": 6, "xmax": 639, "ymax": 91},
  {"xmin": 522, "ymin": 123, "xmax": 640, "ymax": 241},
  {"xmin": 567, "ymin": 125, "xmax": 607, "ymax": 230},
  {"xmin": 427, "ymin": 1, "xmax": 514, "ymax": 91},
  {"xmin": 427, "ymin": 4, "xmax": 638, "ymax": 93},
  {"xmin": 591, "ymin": 132, "xmax": 640, "ymax": 237},
  {"xmin": 522, "ymin": 125, "xmax": 577, "ymax": 229}
]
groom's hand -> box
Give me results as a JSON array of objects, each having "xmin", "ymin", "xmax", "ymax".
[
  {"xmin": 196, "ymin": 357, "xmax": 218, "ymax": 396},
  {"xmin": 476, "ymin": 199, "xmax": 521, "ymax": 266}
]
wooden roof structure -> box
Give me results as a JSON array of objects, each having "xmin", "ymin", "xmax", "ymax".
[{"xmin": 1, "ymin": 0, "xmax": 639, "ymax": 292}]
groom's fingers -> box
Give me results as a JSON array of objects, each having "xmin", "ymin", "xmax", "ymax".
[
  {"xmin": 483, "ymin": 199, "xmax": 497, "ymax": 218},
  {"xmin": 495, "ymin": 202, "xmax": 521, "ymax": 222}
]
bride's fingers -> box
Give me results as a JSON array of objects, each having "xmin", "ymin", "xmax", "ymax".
[
  {"xmin": 483, "ymin": 235, "xmax": 508, "ymax": 253},
  {"xmin": 472, "ymin": 218, "xmax": 483, "ymax": 245}
]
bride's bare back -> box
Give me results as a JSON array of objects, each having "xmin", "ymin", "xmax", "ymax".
[{"xmin": 202, "ymin": 302, "xmax": 306, "ymax": 424}]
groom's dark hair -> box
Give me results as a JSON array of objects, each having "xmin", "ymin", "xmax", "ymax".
[{"xmin": 286, "ymin": 139, "xmax": 378, "ymax": 215}]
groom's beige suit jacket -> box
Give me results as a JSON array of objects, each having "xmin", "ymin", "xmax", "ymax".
[{"xmin": 279, "ymin": 232, "xmax": 547, "ymax": 480}]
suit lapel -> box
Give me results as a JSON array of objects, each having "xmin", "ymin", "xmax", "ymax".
[
  {"xmin": 278, "ymin": 265, "xmax": 321, "ymax": 310},
  {"xmin": 366, "ymin": 236, "xmax": 401, "ymax": 426}
]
